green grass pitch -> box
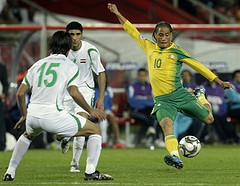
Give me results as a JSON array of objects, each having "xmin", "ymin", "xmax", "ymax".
[{"xmin": 0, "ymin": 145, "xmax": 239, "ymax": 185}]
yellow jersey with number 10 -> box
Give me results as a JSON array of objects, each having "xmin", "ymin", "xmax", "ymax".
[{"xmin": 123, "ymin": 20, "xmax": 217, "ymax": 97}]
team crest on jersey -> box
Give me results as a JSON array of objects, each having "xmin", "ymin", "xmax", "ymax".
[
  {"xmin": 80, "ymin": 58, "xmax": 86, "ymax": 63},
  {"xmin": 168, "ymin": 54, "xmax": 174, "ymax": 59}
]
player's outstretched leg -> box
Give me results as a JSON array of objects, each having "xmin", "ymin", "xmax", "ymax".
[
  {"xmin": 70, "ymin": 136, "xmax": 85, "ymax": 172},
  {"xmin": 158, "ymin": 116, "xmax": 183, "ymax": 169},
  {"xmin": 163, "ymin": 135, "xmax": 183, "ymax": 169},
  {"xmin": 3, "ymin": 133, "xmax": 32, "ymax": 181}
]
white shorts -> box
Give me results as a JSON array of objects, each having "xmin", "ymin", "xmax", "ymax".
[
  {"xmin": 64, "ymin": 87, "xmax": 95, "ymax": 115},
  {"xmin": 64, "ymin": 98, "xmax": 75, "ymax": 113},
  {"xmin": 26, "ymin": 110, "xmax": 87, "ymax": 137}
]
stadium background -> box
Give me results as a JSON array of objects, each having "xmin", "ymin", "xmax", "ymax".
[
  {"xmin": 0, "ymin": 0, "xmax": 240, "ymax": 147},
  {"xmin": 0, "ymin": 0, "xmax": 240, "ymax": 185}
]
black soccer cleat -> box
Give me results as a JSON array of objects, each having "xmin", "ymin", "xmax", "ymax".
[
  {"xmin": 164, "ymin": 155, "xmax": 184, "ymax": 169},
  {"xmin": 84, "ymin": 170, "xmax": 113, "ymax": 181},
  {"xmin": 3, "ymin": 174, "xmax": 14, "ymax": 181},
  {"xmin": 60, "ymin": 138, "xmax": 70, "ymax": 154}
]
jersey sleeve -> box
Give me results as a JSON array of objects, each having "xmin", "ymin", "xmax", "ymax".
[
  {"xmin": 175, "ymin": 46, "xmax": 217, "ymax": 82},
  {"xmin": 88, "ymin": 48, "xmax": 105, "ymax": 75},
  {"xmin": 181, "ymin": 57, "xmax": 217, "ymax": 82},
  {"xmin": 22, "ymin": 68, "xmax": 33, "ymax": 88},
  {"xmin": 67, "ymin": 65, "xmax": 80, "ymax": 88},
  {"xmin": 122, "ymin": 20, "xmax": 152, "ymax": 54}
]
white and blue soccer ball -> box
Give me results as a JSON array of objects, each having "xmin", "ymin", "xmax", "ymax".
[{"xmin": 179, "ymin": 135, "xmax": 201, "ymax": 158}]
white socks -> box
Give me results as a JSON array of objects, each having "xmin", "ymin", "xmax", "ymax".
[
  {"xmin": 71, "ymin": 136, "xmax": 85, "ymax": 166},
  {"xmin": 85, "ymin": 134, "xmax": 102, "ymax": 174},
  {"xmin": 99, "ymin": 119, "xmax": 108, "ymax": 144},
  {"xmin": 6, "ymin": 134, "xmax": 31, "ymax": 178}
]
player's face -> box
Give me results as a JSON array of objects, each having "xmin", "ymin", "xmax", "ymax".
[
  {"xmin": 154, "ymin": 26, "xmax": 172, "ymax": 49},
  {"xmin": 234, "ymin": 72, "xmax": 240, "ymax": 84},
  {"xmin": 138, "ymin": 71, "xmax": 147, "ymax": 84},
  {"xmin": 68, "ymin": 29, "xmax": 82, "ymax": 50}
]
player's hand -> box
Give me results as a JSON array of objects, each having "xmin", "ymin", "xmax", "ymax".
[
  {"xmin": 14, "ymin": 116, "xmax": 26, "ymax": 129},
  {"xmin": 219, "ymin": 81, "xmax": 233, "ymax": 89},
  {"xmin": 89, "ymin": 108, "xmax": 106, "ymax": 122},
  {"xmin": 214, "ymin": 77, "xmax": 233, "ymax": 89},
  {"xmin": 107, "ymin": 3, "xmax": 119, "ymax": 14},
  {"xmin": 94, "ymin": 98, "xmax": 104, "ymax": 112}
]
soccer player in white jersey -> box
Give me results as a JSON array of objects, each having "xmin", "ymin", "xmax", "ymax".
[
  {"xmin": 3, "ymin": 31, "xmax": 113, "ymax": 181},
  {"xmin": 63, "ymin": 21, "xmax": 106, "ymax": 172}
]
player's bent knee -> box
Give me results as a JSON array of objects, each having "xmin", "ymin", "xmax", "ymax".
[{"xmin": 75, "ymin": 120, "xmax": 101, "ymax": 137}]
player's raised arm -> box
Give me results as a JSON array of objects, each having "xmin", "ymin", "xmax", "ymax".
[
  {"xmin": 107, "ymin": 3, "xmax": 127, "ymax": 25},
  {"xmin": 108, "ymin": 3, "xmax": 150, "ymax": 54}
]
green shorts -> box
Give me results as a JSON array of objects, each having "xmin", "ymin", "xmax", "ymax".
[{"xmin": 151, "ymin": 87, "xmax": 209, "ymax": 122}]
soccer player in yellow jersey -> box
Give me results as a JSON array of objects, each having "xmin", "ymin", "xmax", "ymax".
[{"xmin": 108, "ymin": 3, "xmax": 232, "ymax": 169}]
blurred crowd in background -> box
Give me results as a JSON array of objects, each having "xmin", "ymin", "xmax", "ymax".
[
  {"xmin": 1, "ymin": 64, "xmax": 240, "ymax": 151},
  {"xmin": 180, "ymin": 0, "xmax": 240, "ymax": 23}
]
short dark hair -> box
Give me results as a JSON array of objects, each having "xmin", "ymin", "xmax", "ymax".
[
  {"xmin": 48, "ymin": 31, "xmax": 72, "ymax": 55},
  {"xmin": 138, "ymin": 68, "xmax": 147, "ymax": 74},
  {"xmin": 66, "ymin": 21, "xmax": 83, "ymax": 32},
  {"xmin": 152, "ymin": 21, "xmax": 173, "ymax": 43},
  {"xmin": 232, "ymin": 70, "xmax": 240, "ymax": 80}
]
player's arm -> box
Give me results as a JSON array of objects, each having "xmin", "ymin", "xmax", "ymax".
[
  {"xmin": 14, "ymin": 84, "xmax": 30, "ymax": 129},
  {"xmin": 108, "ymin": 3, "xmax": 149, "ymax": 53},
  {"xmin": 95, "ymin": 71, "xmax": 106, "ymax": 111},
  {"xmin": 108, "ymin": 3, "xmax": 127, "ymax": 25},
  {"xmin": 182, "ymin": 58, "xmax": 232, "ymax": 89},
  {"xmin": 88, "ymin": 48, "xmax": 106, "ymax": 111},
  {"xmin": 212, "ymin": 76, "xmax": 233, "ymax": 89},
  {"xmin": 68, "ymin": 85, "xmax": 106, "ymax": 121}
]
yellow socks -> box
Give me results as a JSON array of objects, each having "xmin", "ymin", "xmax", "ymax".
[{"xmin": 165, "ymin": 135, "xmax": 179, "ymax": 157}]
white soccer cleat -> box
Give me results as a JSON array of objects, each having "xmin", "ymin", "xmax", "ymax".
[{"xmin": 70, "ymin": 164, "xmax": 80, "ymax": 172}]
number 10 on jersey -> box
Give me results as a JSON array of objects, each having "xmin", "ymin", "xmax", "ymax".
[{"xmin": 154, "ymin": 59, "xmax": 161, "ymax": 68}]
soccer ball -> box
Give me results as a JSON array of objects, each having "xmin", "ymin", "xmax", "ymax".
[{"xmin": 179, "ymin": 136, "xmax": 201, "ymax": 158}]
